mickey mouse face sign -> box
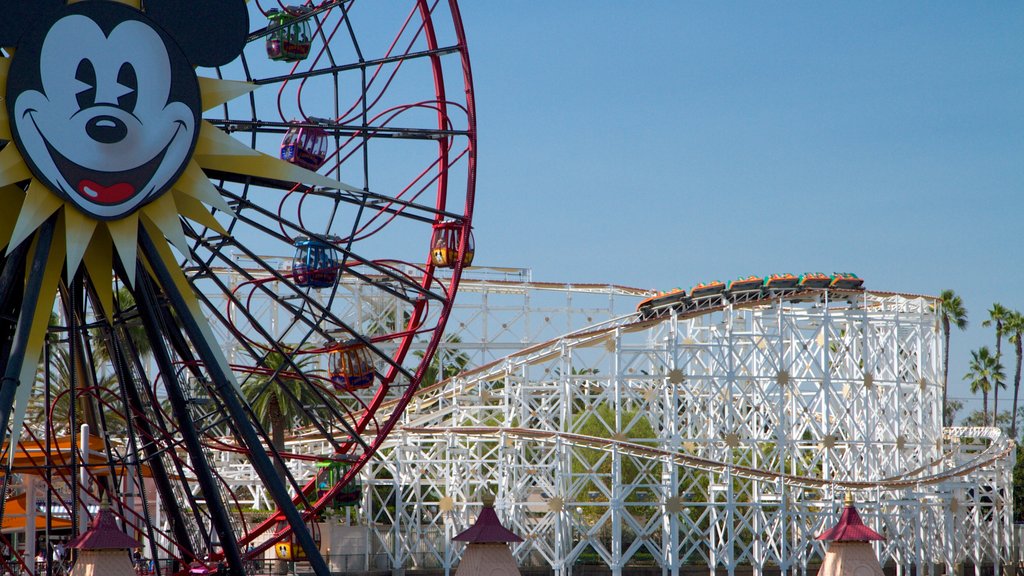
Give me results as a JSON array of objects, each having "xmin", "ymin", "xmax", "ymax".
[{"xmin": 3, "ymin": 0, "xmax": 247, "ymax": 221}]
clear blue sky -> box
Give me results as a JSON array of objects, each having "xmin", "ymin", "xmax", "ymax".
[{"xmin": 458, "ymin": 3, "xmax": 1024, "ymax": 422}]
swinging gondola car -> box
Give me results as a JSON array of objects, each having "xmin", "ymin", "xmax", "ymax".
[
  {"xmin": 763, "ymin": 273, "xmax": 799, "ymax": 290},
  {"xmin": 430, "ymin": 220, "xmax": 474, "ymax": 268},
  {"xmin": 316, "ymin": 461, "xmax": 363, "ymax": 509},
  {"xmin": 280, "ymin": 121, "xmax": 328, "ymax": 171},
  {"xmin": 829, "ymin": 272, "xmax": 864, "ymax": 290},
  {"xmin": 274, "ymin": 520, "xmax": 322, "ymax": 561},
  {"xmin": 798, "ymin": 272, "xmax": 831, "ymax": 289},
  {"xmin": 292, "ymin": 237, "xmax": 340, "ymax": 288},
  {"xmin": 266, "ymin": 6, "xmax": 313, "ymax": 62},
  {"xmin": 690, "ymin": 280, "xmax": 726, "ymax": 299},
  {"xmin": 726, "ymin": 275, "xmax": 763, "ymax": 294},
  {"xmin": 329, "ymin": 341, "xmax": 375, "ymax": 391}
]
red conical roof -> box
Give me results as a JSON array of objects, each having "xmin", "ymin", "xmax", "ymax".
[
  {"xmin": 68, "ymin": 503, "xmax": 141, "ymax": 550},
  {"xmin": 454, "ymin": 494, "xmax": 523, "ymax": 544},
  {"xmin": 816, "ymin": 497, "xmax": 884, "ymax": 542}
]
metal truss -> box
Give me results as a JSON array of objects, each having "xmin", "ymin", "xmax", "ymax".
[{"xmin": 205, "ymin": 269, "xmax": 1013, "ymax": 576}]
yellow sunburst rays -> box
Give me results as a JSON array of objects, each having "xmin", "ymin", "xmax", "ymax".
[{"xmin": 0, "ymin": 59, "xmax": 361, "ymax": 450}]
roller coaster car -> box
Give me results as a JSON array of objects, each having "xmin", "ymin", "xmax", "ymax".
[
  {"xmin": 431, "ymin": 220, "xmax": 474, "ymax": 269},
  {"xmin": 281, "ymin": 122, "xmax": 328, "ymax": 171},
  {"xmin": 292, "ymin": 237, "xmax": 340, "ymax": 288},
  {"xmin": 274, "ymin": 520, "xmax": 322, "ymax": 561},
  {"xmin": 636, "ymin": 288, "xmax": 687, "ymax": 315},
  {"xmin": 829, "ymin": 272, "xmax": 864, "ymax": 290},
  {"xmin": 317, "ymin": 461, "xmax": 363, "ymax": 508},
  {"xmin": 690, "ymin": 281, "xmax": 725, "ymax": 299},
  {"xmin": 726, "ymin": 276, "xmax": 763, "ymax": 294},
  {"xmin": 329, "ymin": 341, "xmax": 375, "ymax": 391},
  {"xmin": 763, "ymin": 273, "xmax": 798, "ymax": 289},
  {"xmin": 797, "ymin": 272, "xmax": 831, "ymax": 289},
  {"xmin": 266, "ymin": 7, "xmax": 313, "ymax": 62}
]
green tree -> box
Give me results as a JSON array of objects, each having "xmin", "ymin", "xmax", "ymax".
[
  {"xmin": 240, "ymin": 348, "xmax": 322, "ymax": 480},
  {"xmin": 415, "ymin": 334, "xmax": 472, "ymax": 388},
  {"xmin": 239, "ymin": 348, "xmax": 324, "ymax": 575},
  {"xmin": 1005, "ymin": 311, "xmax": 1024, "ymax": 437},
  {"xmin": 94, "ymin": 286, "xmax": 155, "ymax": 363},
  {"xmin": 964, "ymin": 347, "xmax": 1004, "ymax": 426},
  {"xmin": 939, "ymin": 290, "xmax": 968, "ymax": 426},
  {"xmin": 961, "ymin": 408, "xmax": 1012, "ymax": 431},
  {"xmin": 32, "ymin": 312, "xmax": 125, "ymax": 435},
  {"xmin": 982, "ymin": 303, "xmax": 1011, "ymax": 423},
  {"xmin": 944, "ymin": 399, "xmax": 963, "ymax": 427},
  {"xmin": 571, "ymin": 403, "xmax": 657, "ymax": 526}
]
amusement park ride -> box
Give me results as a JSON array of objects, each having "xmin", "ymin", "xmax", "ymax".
[
  {"xmin": 0, "ymin": 2, "xmax": 1011, "ymax": 576},
  {"xmin": 203, "ymin": 267, "xmax": 1013, "ymax": 576},
  {"xmin": 0, "ymin": 1, "xmax": 475, "ymax": 575}
]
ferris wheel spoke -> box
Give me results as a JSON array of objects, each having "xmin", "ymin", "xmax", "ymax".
[
  {"xmin": 104, "ymin": 366, "xmax": 197, "ymax": 562},
  {"xmin": 188, "ymin": 253, "xmax": 415, "ymax": 420},
  {"xmin": 252, "ymin": 44, "xmax": 462, "ymax": 86},
  {"xmin": 129, "ymin": 263, "xmax": 249, "ymax": 574},
  {"xmin": 85, "ymin": 298, "xmax": 180, "ymax": 564},
  {"xmin": 208, "ymin": 118, "xmax": 467, "ymax": 141},
  {"xmin": 186, "ymin": 244, "xmax": 418, "ymax": 393},
  {"xmin": 139, "ymin": 228, "xmax": 333, "ymax": 575},
  {"xmin": 209, "ymin": 193, "xmax": 450, "ymax": 305},
  {"xmin": 299, "ymin": 181, "xmax": 468, "ymax": 222},
  {"xmin": 188, "ymin": 280, "xmax": 372, "ymax": 455},
  {"xmin": 215, "ymin": 175, "xmax": 464, "ymax": 228},
  {"xmin": 143, "ymin": 286, "xmax": 337, "ymax": 469}
]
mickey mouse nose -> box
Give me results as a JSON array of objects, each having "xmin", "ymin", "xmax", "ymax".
[{"xmin": 86, "ymin": 115, "xmax": 127, "ymax": 144}]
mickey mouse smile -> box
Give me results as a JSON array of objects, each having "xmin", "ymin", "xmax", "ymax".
[{"xmin": 37, "ymin": 116, "xmax": 182, "ymax": 205}]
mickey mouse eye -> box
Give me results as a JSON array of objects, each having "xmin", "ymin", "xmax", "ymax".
[
  {"xmin": 75, "ymin": 59, "xmax": 97, "ymax": 110},
  {"xmin": 117, "ymin": 63, "xmax": 138, "ymax": 113}
]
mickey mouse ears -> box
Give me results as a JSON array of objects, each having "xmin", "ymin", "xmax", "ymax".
[
  {"xmin": 0, "ymin": 0, "xmax": 63, "ymax": 46},
  {"xmin": 0, "ymin": 0, "xmax": 248, "ymax": 68},
  {"xmin": 145, "ymin": 0, "xmax": 249, "ymax": 68}
]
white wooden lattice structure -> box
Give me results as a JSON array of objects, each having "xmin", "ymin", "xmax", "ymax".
[{"xmin": 203, "ymin": 266, "xmax": 1013, "ymax": 576}]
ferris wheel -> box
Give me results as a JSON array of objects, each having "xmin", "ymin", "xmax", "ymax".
[{"xmin": 0, "ymin": 1, "xmax": 475, "ymax": 575}]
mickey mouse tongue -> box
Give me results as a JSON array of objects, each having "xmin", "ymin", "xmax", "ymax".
[{"xmin": 78, "ymin": 180, "xmax": 136, "ymax": 204}]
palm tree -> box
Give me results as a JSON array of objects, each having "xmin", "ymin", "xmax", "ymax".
[
  {"xmin": 964, "ymin": 346, "xmax": 1004, "ymax": 427},
  {"xmin": 1005, "ymin": 311, "xmax": 1024, "ymax": 438},
  {"xmin": 239, "ymin": 348, "xmax": 324, "ymax": 576},
  {"xmin": 939, "ymin": 290, "xmax": 968, "ymax": 425},
  {"xmin": 92, "ymin": 286, "xmax": 155, "ymax": 364},
  {"xmin": 31, "ymin": 313, "xmax": 126, "ymax": 435},
  {"xmin": 983, "ymin": 302, "xmax": 1010, "ymax": 423},
  {"xmin": 239, "ymin": 348, "xmax": 322, "ymax": 480},
  {"xmin": 33, "ymin": 345, "xmax": 124, "ymax": 433}
]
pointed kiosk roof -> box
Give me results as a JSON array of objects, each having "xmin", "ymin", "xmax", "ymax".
[
  {"xmin": 68, "ymin": 499, "xmax": 141, "ymax": 551},
  {"xmin": 816, "ymin": 493, "xmax": 884, "ymax": 542},
  {"xmin": 454, "ymin": 491, "xmax": 523, "ymax": 544}
]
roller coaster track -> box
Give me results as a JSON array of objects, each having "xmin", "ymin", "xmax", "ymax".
[
  {"xmin": 360, "ymin": 286, "xmax": 1011, "ymax": 495},
  {"xmin": 398, "ymin": 425, "xmax": 1012, "ymax": 491},
  {"xmin": 282, "ymin": 284, "xmax": 1006, "ymax": 497},
  {"xmin": 371, "ymin": 287, "xmax": 873, "ymax": 421}
]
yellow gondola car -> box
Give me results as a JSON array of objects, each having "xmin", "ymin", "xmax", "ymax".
[
  {"xmin": 274, "ymin": 521, "xmax": 322, "ymax": 561},
  {"xmin": 430, "ymin": 220, "xmax": 474, "ymax": 268}
]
